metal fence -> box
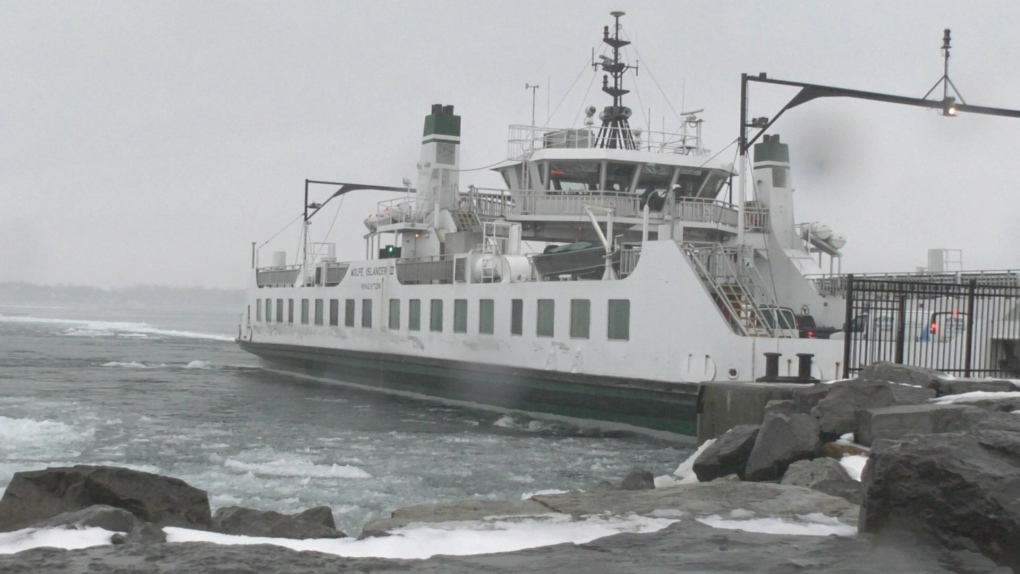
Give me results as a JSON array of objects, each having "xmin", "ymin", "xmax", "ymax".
[{"xmin": 842, "ymin": 275, "xmax": 1020, "ymax": 378}]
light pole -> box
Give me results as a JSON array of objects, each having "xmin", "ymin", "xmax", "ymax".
[{"xmin": 525, "ymin": 83, "xmax": 540, "ymax": 126}]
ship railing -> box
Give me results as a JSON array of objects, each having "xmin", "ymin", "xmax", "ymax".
[
  {"xmin": 460, "ymin": 187, "xmax": 514, "ymax": 219},
  {"xmin": 744, "ymin": 206, "xmax": 770, "ymax": 232},
  {"xmin": 672, "ymin": 197, "xmax": 740, "ymax": 227},
  {"xmin": 504, "ymin": 189, "xmax": 643, "ymax": 218},
  {"xmin": 619, "ymin": 246, "xmax": 642, "ymax": 278},
  {"xmin": 396, "ymin": 254, "xmax": 457, "ymax": 285},
  {"xmin": 809, "ymin": 270, "xmax": 1020, "ymax": 297},
  {"xmin": 374, "ymin": 197, "xmax": 426, "ymax": 225},
  {"xmin": 507, "ymin": 124, "xmax": 706, "ymax": 160},
  {"xmin": 256, "ymin": 265, "xmax": 301, "ymax": 288}
]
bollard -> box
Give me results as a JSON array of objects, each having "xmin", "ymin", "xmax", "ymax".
[
  {"xmin": 764, "ymin": 352, "xmax": 781, "ymax": 380},
  {"xmin": 796, "ymin": 353, "xmax": 814, "ymax": 382}
]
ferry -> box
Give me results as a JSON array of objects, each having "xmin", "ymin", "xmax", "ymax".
[{"xmin": 237, "ymin": 13, "xmax": 1018, "ymax": 438}]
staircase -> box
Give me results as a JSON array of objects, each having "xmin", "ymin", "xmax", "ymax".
[
  {"xmin": 454, "ymin": 209, "xmax": 481, "ymax": 233},
  {"xmin": 683, "ymin": 242, "xmax": 781, "ymax": 337}
]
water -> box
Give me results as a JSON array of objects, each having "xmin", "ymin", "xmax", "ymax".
[{"xmin": 0, "ymin": 302, "xmax": 688, "ymax": 536}]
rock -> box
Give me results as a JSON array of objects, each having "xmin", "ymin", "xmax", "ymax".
[
  {"xmin": 811, "ymin": 379, "xmax": 936, "ymax": 437},
  {"xmin": 763, "ymin": 400, "xmax": 794, "ymax": 417},
  {"xmin": 692, "ymin": 424, "xmax": 759, "ymax": 482},
  {"xmin": 860, "ymin": 430, "xmax": 1020, "ymax": 571},
  {"xmin": 780, "ymin": 458, "xmax": 851, "ymax": 488},
  {"xmin": 291, "ymin": 506, "xmax": 336, "ymax": 529},
  {"xmin": 854, "ymin": 403, "xmax": 981, "ymax": 446},
  {"xmin": 820, "ymin": 441, "xmax": 870, "ymax": 459},
  {"xmin": 812, "ymin": 479, "xmax": 863, "ymax": 505},
  {"xmin": 125, "ymin": 522, "xmax": 167, "ymax": 544},
  {"xmin": 859, "ymin": 361, "xmax": 948, "ymax": 389},
  {"xmin": 744, "ymin": 413, "xmax": 821, "ymax": 482},
  {"xmin": 589, "ymin": 480, "xmax": 615, "ymax": 493},
  {"xmin": 211, "ymin": 506, "xmax": 345, "ymax": 539},
  {"xmin": 36, "ymin": 505, "xmax": 141, "ymax": 533},
  {"xmin": 0, "ymin": 465, "xmax": 212, "ymax": 532},
  {"xmin": 792, "ymin": 384, "xmax": 831, "ymax": 414},
  {"xmin": 616, "ymin": 467, "xmax": 655, "ymax": 490},
  {"xmin": 937, "ymin": 394, "xmax": 1020, "ymax": 413}
]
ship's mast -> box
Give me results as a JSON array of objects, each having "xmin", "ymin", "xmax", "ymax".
[{"xmin": 593, "ymin": 11, "xmax": 639, "ymax": 150}]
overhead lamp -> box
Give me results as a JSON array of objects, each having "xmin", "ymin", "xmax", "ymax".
[{"xmin": 942, "ymin": 97, "xmax": 958, "ymax": 117}]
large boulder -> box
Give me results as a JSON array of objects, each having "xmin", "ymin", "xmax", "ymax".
[
  {"xmin": 692, "ymin": 424, "xmax": 759, "ymax": 482},
  {"xmin": 854, "ymin": 403, "xmax": 980, "ymax": 446},
  {"xmin": 615, "ymin": 467, "xmax": 655, "ymax": 490},
  {"xmin": 780, "ymin": 458, "xmax": 851, "ymax": 489},
  {"xmin": 212, "ymin": 506, "xmax": 346, "ymax": 539},
  {"xmin": 791, "ymin": 384, "xmax": 831, "ymax": 414},
  {"xmin": 291, "ymin": 506, "xmax": 337, "ymax": 530},
  {"xmin": 860, "ymin": 430, "xmax": 1020, "ymax": 571},
  {"xmin": 859, "ymin": 361, "xmax": 948, "ymax": 389},
  {"xmin": 811, "ymin": 379, "xmax": 936, "ymax": 437},
  {"xmin": 37, "ymin": 504, "xmax": 143, "ymax": 533},
  {"xmin": 0, "ymin": 465, "xmax": 211, "ymax": 532},
  {"xmin": 744, "ymin": 413, "xmax": 821, "ymax": 482}
]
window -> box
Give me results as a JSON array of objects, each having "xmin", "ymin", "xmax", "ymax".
[
  {"xmin": 409, "ymin": 299, "xmax": 421, "ymax": 331},
  {"xmin": 389, "ymin": 299, "xmax": 400, "ymax": 330},
  {"xmin": 329, "ymin": 299, "xmax": 339, "ymax": 326},
  {"xmin": 288, "ymin": 299, "xmax": 294, "ymax": 323},
  {"xmin": 548, "ymin": 161, "xmax": 599, "ymax": 191},
  {"xmin": 276, "ymin": 299, "xmax": 284, "ymax": 322},
  {"xmin": 479, "ymin": 299, "xmax": 494, "ymax": 335},
  {"xmin": 606, "ymin": 162, "xmax": 637, "ymax": 192},
  {"xmin": 537, "ymin": 299, "xmax": 554, "ymax": 337},
  {"xmin": 511, "ymin": 299, "xmax": 523, "ymax": 335},
  {"xmin": 265, "ymin": 299, "xmax": 272, "ymax": 323},
  {"xmin": 570, "ymin": 299, "xmax": 590, "ymax": 339},
  {"xmin": 314, "ymin": 299, "xmax": 324, "ymax": 325},
  {"xmin": 430, "ymin": 299, "xmax": 443, "ymax": 332},
  {"xmin": 454, "ymin": 299, "xmax": 467, "ymax": 333},
  {"xmin": 608, "ymin": 299, "xmax": 630, "ymax": 340},
  {"xmin": 301, "ymin": 299, "xmax": 309, "ymax": 325},
  {"xmin": 345, "ymin": 299, "xmax": 355, "ymax": 327},
  {"xmin": 362, "ymin": 299, "xmax": 372, "ymax": 328},
  {"xmin": 256, "ymin": 299, "xmax": 262, "ymax": 322}
]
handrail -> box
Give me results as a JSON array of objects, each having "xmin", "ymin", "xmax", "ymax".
[{"xmin": 508, "ymin": 124, "xmax": 707, "ymax": 159}]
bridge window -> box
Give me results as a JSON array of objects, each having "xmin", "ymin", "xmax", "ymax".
[
  {"xmin": 511, "ymin": 299, "xmax": 523, "ymax": 335},
  {"xmin": 288, "ymin": 299, "xmax": 294, "ymax": 323},
  {"xmin": 265, "ymin": 299, "xmax": 272, "ymax": 323},
  {"xmin": 608, "ymin": 299, "xmax": 630, "ymax": 341},
  {"xmin": 345, "ymin": 299, "xmax": 355, "ymax": 327},
  {"xmin": 636, "ymin": 164, "xmax": 675, "ymax": 199},
  {"xmin": 314, "ymin": 299, "xmax": 324, "ymax": 325},
  {"xmin": 301, "ymin": 299, "xmax": 309, "ymax": 325},
  {"xmin": 276, "ymin": 299, "xmax": 284, "ymax": 323},
  {"xmin": 256, "ymin": 299, "xmax": 262, "ymax": 322},
  {"xmin": 329, "ymin": 299, "xmax": 339, "ymax": 326},
  {"xmin": 362, "ymin": 299, "xmax": 372, "ymax": 328},
  {"xmin": 537, "ymin": 299, "xmax": 554, "ymax": 337},
  {"xmin": 454, "ymin": 299, "xmax": 468, "ymax": 333},
  {"xmin": 479, "ymin": 299, "xmax": 494, "ymax": 334},
  {"xmin": 430, "ymin": 299, "xmax": 443, "ymax": 332},
  {"xmin": 548, "ymin": 161, "xmax": 600, "ymax": 192},
  {"xmin": 605, "ymin": 163, "xmax": 637, "ymax": 193},
  {"xmin": 389, "ymin": 299, "xmax": 400, "ymax": 330},
  {"xmin": 409, "ymin": 299, "xmax": 421, "ymax": 331},
  {"xmin": 570, "ymin": 299, "xmax": 590, "ymax": 339}
]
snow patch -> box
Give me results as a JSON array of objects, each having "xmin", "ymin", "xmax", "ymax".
[
  {"xmin": 0, "ymin": 527, "xmax": 114, "ymax": 554},
  {"xmin": 840, "ymin": 454, "xmax": 868, "ymax": 482},
  {"xmin": 520, "ymin": 489, "xmax": 569, "ymax": 500},
  {"xmin": 932, "ymin": 391, "xmax": 1020, "ymax": 404},
  {"xmin": 697, "ymin": 514, "xmax": 856, "ymax": 537},
  {"xmin": 163, "ymin": 514, "xmax": 677, "ymax": 559},
  {"xmin": 671, "ymin": 439, "xmax": 715, "ymax": 483}
]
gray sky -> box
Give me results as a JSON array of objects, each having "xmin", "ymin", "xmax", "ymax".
[{"xmin": 2, "ymin": 0, "xmax": 1018, "ymax": 289}]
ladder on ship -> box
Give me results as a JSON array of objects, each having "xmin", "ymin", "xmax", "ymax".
[
  {"xmin": 454, "ymin": 208, "xmax": 482, "ymax": 233},
  {"xmin": 683, "ymin": 242, "xmax": 781, "ymax": 337}
]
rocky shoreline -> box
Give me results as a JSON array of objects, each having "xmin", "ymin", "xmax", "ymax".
[{"xmin": 0, "ymin": 362, "xmax": 1017, "ymax": 573}]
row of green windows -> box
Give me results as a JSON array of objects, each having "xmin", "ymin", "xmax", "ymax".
[{"xmin": 256, "ymin": 297, "xmax": 630, "ymax": 340}]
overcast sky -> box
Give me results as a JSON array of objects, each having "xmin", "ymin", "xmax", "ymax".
[{"xmin": 2, "ymin": 0, "xmax": 1018, "ymax": 289}]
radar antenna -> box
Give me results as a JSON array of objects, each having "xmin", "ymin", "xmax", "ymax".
[{"xmin": 592, "ymin": 11, "xmax": 639, "ymax": 149}]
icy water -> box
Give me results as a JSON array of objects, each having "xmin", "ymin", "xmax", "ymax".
[{"xmin": 0, "ymin": 303, "xmax": 688, "ymax": 536}]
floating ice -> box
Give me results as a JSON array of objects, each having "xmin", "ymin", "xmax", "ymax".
[
  {"xmin": 163, "ymin": 513, "xmax": 677, "ymax": 559},
  {"xmin": 697, "ymin": 514, "xmax": 856, "ymax": 537},
  {"xmin": 0, "ymin": 315, "xmax": 232, "ymax": 341},
  {"xmin": 519, "ymin": 489, "xmax": 568, "ymax": 500},
  {"xmin": 100, "ymin": 361, "xmax": 150, "ymax": 369},
  {"xmin": 224, "ymin": 457, "xmax": 371, "ymax": 479},
  {"xmin": 185, "ymin": 360, "xmax": 214, "ymax": 369}
]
